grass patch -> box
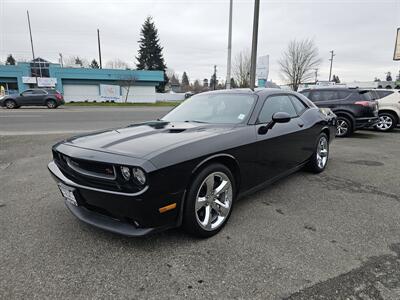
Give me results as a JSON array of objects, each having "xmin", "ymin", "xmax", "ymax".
[{"xmin": 65, "ymin": 101, "xmax": 182, "ymax": 107}]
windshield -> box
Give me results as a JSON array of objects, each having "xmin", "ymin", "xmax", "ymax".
[{"xmin": 162, "ymin": 93, "xmax": 256, "ymax": 124}]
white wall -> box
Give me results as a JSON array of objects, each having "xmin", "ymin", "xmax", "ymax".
[
  {"xmin": 156, "ymin": 93, "xmax": 186, "ymax": 101},
  {"xmin": 121, "ymin": 86, "xmax": 156, "ymax": 103},
  {"xmin": 63, "ymin": 84, "xmax": 158, "ymax": 103}
]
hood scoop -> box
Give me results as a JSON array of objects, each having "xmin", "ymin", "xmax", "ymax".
[{"xmin": 167, "ymin": 128, "xmax": 186, "ymax": 133}]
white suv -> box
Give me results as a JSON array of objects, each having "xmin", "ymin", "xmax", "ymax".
[{"xmin": 369, "ymin": 89, "xmax": 400, "ymax": 131}]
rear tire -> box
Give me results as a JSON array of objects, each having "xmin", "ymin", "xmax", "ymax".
[
  {"xmin": 183, "ymin": 163, "xmax": 235, "ymax": 238},
  {"xmin": 307, "ymin": 133, "xmax": 329, "ymax": 173},
  {"xmin": 5, "ymin": 100, "xmax": 17, "ymax": 109},
  {"xmin": 335, "ymin": 116, "xmax": 353, "ymax": 137},
  {"xmin": 46, "ymin": 100, "xmax": 57, "ymax": 109},
  {"xmin": 375, "ymin": 112, "xmax": 397, "ymax": 132}
]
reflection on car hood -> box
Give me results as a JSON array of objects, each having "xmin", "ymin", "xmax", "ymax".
[{"xmin": 64, "ymin": 121, "xmax": 235, "ymax": 159}]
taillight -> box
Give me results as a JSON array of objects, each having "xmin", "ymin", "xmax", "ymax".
[
  {"xmin": 354, "ymin": 101, "xmax": 371, "ymax": 107},
  {"xmin": 55, "ymin": 93, "xmax": 63, "ymax": 100}
]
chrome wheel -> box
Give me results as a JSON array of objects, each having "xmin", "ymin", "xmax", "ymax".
[
  {"xmin": 195, "ymin": 172, "xmax": 232, "ymax": 231},
  {"xmin": 5, "ymin": 100, "xmax": 16, "ymax": 109},
  {"xmin": 336, "ymin": 119, "xmax": 349, "ymax": 137},
  {"xmin": 316, "ymin": 136, "xmax": 328, "ymax": 169},
  {"xmin": 47, "ymin": 101, "xmax": 56, "ymax": 109},
  {"xmin": 376, "ymin": 115, "xmax": 393, "ymax": 131}
]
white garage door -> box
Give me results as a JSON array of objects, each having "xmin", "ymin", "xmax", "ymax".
[{"xmin": 63, "ymin": 84, "xmax": 101, "ymax": 102}]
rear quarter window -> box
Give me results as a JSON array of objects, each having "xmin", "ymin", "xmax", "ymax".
[{"xmin": 376, "ymin": 90, "xmax": 394, "ymax": 98}]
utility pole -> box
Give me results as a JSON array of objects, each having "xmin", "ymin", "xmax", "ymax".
[
  {"xmin": 27, "ymin": 10, "xmax": 35, "ymax": 61},
  {"xmin": 212, "ymin": 65, "xmax": 217, "ymax": 90},
  {"xmin": 59, "ymin": 53, "xmax": 63, "ymax": 67},
  {"xmin": 328, "ymin": 50, "xmax": 335, "ymax": 82},
  {"xmin": 249, "ymin": 0, "xmax": 260, "ymax": 91},
  {"xmin": 97, "ymin": 29, "xmax": 102, "ymax": 69},
  {"xmin": 314, "ymin": 68, "xmax": 319, "ymax": 83},
  {"xmin": 27, "ymin": 10, "xmax": 42, "ymax": 81},
  {"xmin": 226, "ymin": 0, "xmax": 233, "ymax": 89}
]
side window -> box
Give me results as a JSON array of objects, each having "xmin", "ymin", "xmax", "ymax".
[
  {"xmin": 300, "ymin": 91, "xmax": 310, "ymax": 98},
  {"xmin": 289, "ymin": 95, "xmax": 308, "ymax": 114},
  {"xmin": 258, "ymin": 95, "xmax": 297, "ymax": 124},
  {"xmin": 376, "ymin": 90, "xmax": 394, "ymax": 98},
  {"xmin": 21, "ymin": 90, "xmax": 34, "ymax": 96},
  {"xmin": 310, "ymin": 91, "xmax": 324, "ymax": 102},
  {"xmin": 338, "ymin": 91, "xmax": 351, "ymax": 99},
  {"xmin": 33, "ymin": 90, "xmax": 46, "ymax": 95}
]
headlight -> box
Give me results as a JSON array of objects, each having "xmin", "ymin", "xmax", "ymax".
[
  {"xmin": 120, "ymin": 166, "xmax": 131, "ymax": 181},
  {"xmin": 319, "ymin": 107, "xmax": 333, "ymax": 116},
  {"xmin": 132, "ymin": 167, "xmax": 146, "ymax": 185}
]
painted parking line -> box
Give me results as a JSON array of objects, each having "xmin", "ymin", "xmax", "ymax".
[
  {"xmin": 0, "ymin": 115, "xmax": 43, "ymax": 118},
  {"xmin": 0, "ymin": 130, "xmax": 89, "ymax": 136}
]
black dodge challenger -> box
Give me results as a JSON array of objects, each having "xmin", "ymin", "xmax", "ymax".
[{"xmin": 48, "ymin": 89, "xmax": 336, "ymax": 237}]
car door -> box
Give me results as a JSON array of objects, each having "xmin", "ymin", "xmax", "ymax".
[
  {"xmin": 254, "ymin": 94, "xmax": 306, "ymax": 184},
  {"xmin": 17, "ymin": 90, "xmax": 36, "ymax": 106},
  {"xmin": 31, "ymin": 89, "xmax": 47, "ymax": 105}
]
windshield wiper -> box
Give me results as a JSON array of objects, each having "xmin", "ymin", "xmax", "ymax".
[{"xmin": 184, "ymin": 120, "xmax": 209, "ymax": 124}]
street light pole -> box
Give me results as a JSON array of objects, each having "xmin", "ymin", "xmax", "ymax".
[
  {"xmin": 328, "ymin": 50, "xmax": 335, "ymax": 82},
  {"xmin": 226, "ymin": 0, "xmax": 233, "ymax": 89},
  {"xmin": 249, "ymin": 0, "xmax": 260, "ymax": 91},
  {"xmin": 97, "ymin": 29, "xmax": 103, "ymax": 69}
]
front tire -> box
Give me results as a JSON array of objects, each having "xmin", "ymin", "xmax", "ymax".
[
  {"xmin": 375, "ymin": 112, "xmax": 397, "ymax": 132},
  {"xmin": 183, "ymin": 163, "xmax": 235, "ymax": 238},
  {"xmin": 4, "ymin": 100, "xmax": 17, "ymax": 109},
  {"xmin": 307, "ymin": 133, "xmax": 329, "ymax": 173},
  {"xmin": 336, "ymin": 116, "xmax": 353, "ymax": 137}
]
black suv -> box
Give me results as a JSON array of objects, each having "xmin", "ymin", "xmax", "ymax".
[
  {"xmin": 300, "ymin": 88, "xmax": 379, "ymax": 137},
  {"xmin": 0, "ymin": 88, "xmax": 65, "ymax": 109}
]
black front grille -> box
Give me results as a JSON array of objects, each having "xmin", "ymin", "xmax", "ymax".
[{"xmin": 52, "ymin": 150, "xmax": 144, "ymax": 193}]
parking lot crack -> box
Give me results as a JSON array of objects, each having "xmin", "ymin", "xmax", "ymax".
[
  {"xmin": 308, "ymin": 174, "xmax": 400, "ymax": 202},
  {"xmin": 284, "ymin": 243, "xmax": 400, "ymax": 299}
]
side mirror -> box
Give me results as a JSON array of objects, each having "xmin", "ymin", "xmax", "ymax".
[
  {"xmin": 272, "ymin": 112, "xmax": 291, "ymax": 123},
  {"xmin": 258, "ymin": 112, "xmax": 291, "ymax": 135}
]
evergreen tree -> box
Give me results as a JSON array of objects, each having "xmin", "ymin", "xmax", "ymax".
[
  {"xmin": 332, "ymin": 75, "xmax": 340, "ymax": 83},
  {"xmin": 181, "ymin": 71, "xmax": 190, "ymax": 91},
  {"xmin": 90, "ymin": 59, "xmax": 100, "ymax": 69},
  {"xmin": 136, "ymin": 16, "xmax": 168, "ymax": 92},
  {"xmin": 75, "ymin": 57, "xmax": 83, "ymax": 66},
  {"xmin": 6, "ymin": 54, "xmax": 16, "ymax": 65},
  {"xmin": 230, "ymin": 78, "xmax": 238, "ymax": 88},
  {"xmin": 386, "ymin": 72, "xmax": 392, "ymax": 81}
]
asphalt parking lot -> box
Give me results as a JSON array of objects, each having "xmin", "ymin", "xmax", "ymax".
[{"xmin": 1, "ymin": 107, "xmax": 400, "ymax": 299}]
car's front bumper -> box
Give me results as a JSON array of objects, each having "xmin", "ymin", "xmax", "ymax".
[
  {"xmin": 48, "ymin": 161, "xmax": 183, "ymax": 236},
  {"xmin": 355, "ymin": 117, "xmax": 379, "ymax": 129}
]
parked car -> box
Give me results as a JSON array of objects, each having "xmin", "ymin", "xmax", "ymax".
[
  {"xmin": 48, "ymin": 89, "xmax": 336, "ymax": 237},
  {"xmin": 367, "ymin": 89, "xmax": 400, "ymax": 131},
  {"xmin": 300, "ymin": 88, "xmax": 379, "ymax": 137},
  {"xmin": 0, "ymin": 88, "xmax": 64, "ymax": 109}
]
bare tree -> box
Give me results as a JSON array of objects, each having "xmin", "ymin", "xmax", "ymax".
[
  {"xmin": 279, "ymin": 39, "xmax": 321, "ymax": 91},
  {"xmin": 106, "ymin": 59, "xmax": 129, "ymax": 69},
  {"xmin": 233, "ymin": 50, "xmax": 251, "ymax": 88},
  {"xmin": 64, "ymin": 56, "xmax": 89, "ymax": 68},
  {"xmin": 119, "ymin": 74, "xmax": 137, "ymax": 103}
]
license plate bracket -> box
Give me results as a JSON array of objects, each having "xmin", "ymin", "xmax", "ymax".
[{"xmin": 58, "ymin": 183, "xmax": 78, "ymax": 206}]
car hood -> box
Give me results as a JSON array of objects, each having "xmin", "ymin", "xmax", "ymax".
[{"xmin": 63, "ymin": 121, "xmax": 236, "ymax": 159}]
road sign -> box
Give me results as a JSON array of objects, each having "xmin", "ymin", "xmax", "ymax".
[{"xmin": 394, "ymin": 28, "xmax": 400, "ymax": 61}]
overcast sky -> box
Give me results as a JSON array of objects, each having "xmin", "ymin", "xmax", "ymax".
[{"xmin": 0, "ymin": 0, "xmax": 399, "ymax": 84}]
